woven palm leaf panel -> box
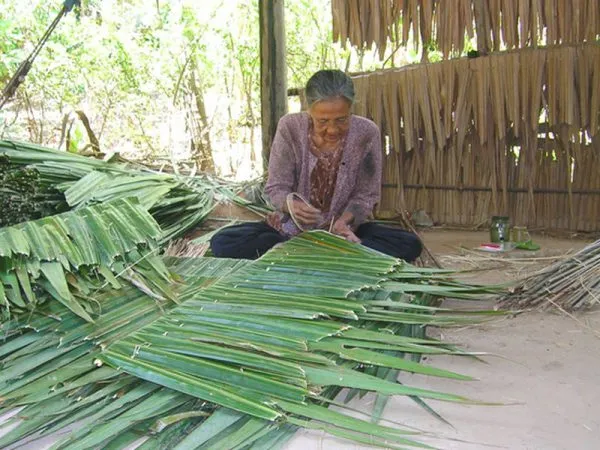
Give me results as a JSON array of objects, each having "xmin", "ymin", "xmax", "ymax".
[
  {"xmin": 350, "ymin": 43, "xmax": 600, "ymax": 232},
  {"xmin": 332, "ymin": 0, "xmax": 600, "ymax": 60}
]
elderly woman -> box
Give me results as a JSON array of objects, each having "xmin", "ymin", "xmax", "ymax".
[{"xmin": 210, "ymin": 69, "xmax": 422, "ymax": 261}]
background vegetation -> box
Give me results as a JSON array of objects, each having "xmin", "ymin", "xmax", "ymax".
[{"xmin": 0, "ymin": 0, "xmax": 423, "ymax": 179}]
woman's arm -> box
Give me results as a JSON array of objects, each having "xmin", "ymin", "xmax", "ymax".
[
  {"xmin": 343, "ymin": 127, "xmax": 382, "ymax": 226},
  {"xmin": 264, "ymin": 116, "xmax": 321, "ymax": 226},
  {"xmin": 264, "ymin": 117, "xmax": 297, "ymax": 211}
]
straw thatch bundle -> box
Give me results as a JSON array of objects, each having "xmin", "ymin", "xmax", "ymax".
[
  {"xmin": 352, "ymin": 43, "xmax": 599, "ymax": 153},
  {"xmin": 349, "ymin": 43, "xmax": 600, "ymax": 231},
  {"xmin": 332, "ymin": 0, "xmax": 600, "ymax": 59},
  {"xmin": 498, "ymin": 239, "xmax": 600, "ymax": 310}
]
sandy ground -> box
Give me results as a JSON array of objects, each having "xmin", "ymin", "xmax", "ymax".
[{"xmin": 285, "ymin": 230, "xmax": 600, "ymax": 450}]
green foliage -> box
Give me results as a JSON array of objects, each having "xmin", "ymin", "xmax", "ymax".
[
  {"xmin": 0, "ymin": 231, "xmax": 503, "ymax": 448},
  {"xmin": 0, "ymin": 141, "xmax": 504, "ymax": 447},
  {"xmin": 0, "ymin": 154, "xmax": 67, "ymax": 226},
  {"xmin": 0, "ymin": 17, "xmax": 24, "ymax": 80},
  {"xmin": 0, "ymin": 139, "xmax": 227, "ymax": 242},
  {"xmin": 285, "ymin": 0, "xmax": 345, "ymax": 87},
  {"xmin": 0, "ymin": 197, "xmax": 173, "ymax": 321},
  {"xmin": 0, "ymin": 0, "xmax": 415, "ymax": 175}
]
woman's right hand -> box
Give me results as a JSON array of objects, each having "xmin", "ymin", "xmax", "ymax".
[
  {"xmin": 332, "ymin": 218, "xmax": 361, "ymax": 243},
  {"xmin": 288, "ymin": 200, "xmax": 321, "ymax": 225}
]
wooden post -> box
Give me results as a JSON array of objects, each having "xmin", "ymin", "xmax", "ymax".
[
  {"xmin": 473, "ymin": 0, "xmax": 490, "ymax": 55},
  {"xmin": 259, "ymin": 0, "xmax": 287, "ymax": 172}
]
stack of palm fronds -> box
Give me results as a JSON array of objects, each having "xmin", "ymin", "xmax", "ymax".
[
  {"xmin": 0, "ymin": 140, "xmax": 506, "ymax": 447},
  {"xmin": 0, "ymin": 140, "xmax": 261, "ymax": 242},
  {"xmin": 498, "ymin": 239, "xmax": 600, "ymax": 311},
  {"xmin": 0, "ymin": 154, "xmax": 67, "ymax": 226},
  {"xmin": 1, "ymin": 199, "xmax": 503, "ymax": 447},
  {"xmin": 332, "ymin": 0, "xmax": 600, "ymax": 59},
  {"xmin": 0, "ymin": 198, "xmax": 173, "ymax": 322}
]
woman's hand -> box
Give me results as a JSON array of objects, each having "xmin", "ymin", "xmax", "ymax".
[
  {"xmin": 288, "ymin": 200, "xmax": 321, "ymax": 226},
  {"xmin": 332, "ymin": 219, "xmax": 361, "ymax": 243}
]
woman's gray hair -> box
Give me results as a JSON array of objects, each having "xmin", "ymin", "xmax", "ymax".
[{"xmin": 305, "ymin": 69, "xmax": 355, "ymax": 107}]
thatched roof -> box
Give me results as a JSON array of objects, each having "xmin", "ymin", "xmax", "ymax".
[{"xmin": 332, "ymin": 0, "xmax": 600, "ymax": 59}]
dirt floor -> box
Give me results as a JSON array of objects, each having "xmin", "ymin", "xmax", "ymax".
[{"xmin": 285, "ymin": 229, "xmax": 600, "ymax": 450}]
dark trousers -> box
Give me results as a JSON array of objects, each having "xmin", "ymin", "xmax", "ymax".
[{"xmin": 210, "ymin": 222, "xmax": 423, "ymax": 262}]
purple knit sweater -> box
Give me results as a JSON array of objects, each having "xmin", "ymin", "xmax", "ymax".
[{"xmin": 265, "ymin": 112, "xmax": 382, "ymax": 236}]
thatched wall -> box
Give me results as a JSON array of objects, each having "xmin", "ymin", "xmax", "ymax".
[
  {"xmin": 349, "ymin": 43, "xmax": 600, "ymax": 232},
  {"xmin": 333, "ymin": 0, "xmax": 600, "ymax": 59}
]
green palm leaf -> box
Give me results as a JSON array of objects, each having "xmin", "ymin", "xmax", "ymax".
[
  {"xmin": 0, "ymin": 198, "xmax": 172, "ymax": 321},
  {"xmin": 0, "ymin": 140, "xmax": 246, "ymax": 242},
  {"xmin": 1, "ymin": 210, "xmax": 504, "ymax": 448}
]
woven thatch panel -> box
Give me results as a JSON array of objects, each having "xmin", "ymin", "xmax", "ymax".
[
  {"xmin": 351, "ymin": 43, "xmax": 600, "ymax": 232},
  {"xmin": 333, "ymin": 0, "xmax": 600, "ymax": 59}
]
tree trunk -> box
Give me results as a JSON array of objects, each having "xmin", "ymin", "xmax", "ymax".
[
  {"xmin": 244, "ymin": 79, "xmax": 257, "ymax": 167},
  {"xmin": 221, "ymin": 71, "xmax": 237, "ymax": 175},
  {"xmin": 186, "ymin": 57, "xmax": 215, "ymax": 174}
]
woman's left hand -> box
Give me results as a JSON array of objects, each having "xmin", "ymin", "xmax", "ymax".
[{"xmin": 332, "ymin": 219, "xmax": 361, "ymax": 243}]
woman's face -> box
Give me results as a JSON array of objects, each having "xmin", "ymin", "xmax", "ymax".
[{"xmin": 309, "ymin": 97, "xmax": 351, "ymax": 144}]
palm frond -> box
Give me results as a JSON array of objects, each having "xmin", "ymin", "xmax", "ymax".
[
  {"xmin": 0, "ymin": 198, "xmax": 173, "ymax": 322},
  {"xmin": 0, "ymin": 140, "xmax": 247, "ymax": 242},
  {"xmin": 1, "ymin": 218, "xmax": 504, "ymax": 447},
  {"xmin": 96, "ymin": 232, "xmax": 499, "ymax": 446},
  {"xmin": 0, "ymin": 257, "xmax": 248, "ymax": 449}
]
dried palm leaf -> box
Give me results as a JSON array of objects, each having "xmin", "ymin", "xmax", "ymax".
[
  {"xmin": 498, "ymin": 239, "xmax": 600, "ymax": 310},
  {"xmin": 332, "ymin": 0, "xmax": 600, "ymax": 60},
  {"xmin": 348, "ymin": 43, "xmax": 599, "ymax": 232}
]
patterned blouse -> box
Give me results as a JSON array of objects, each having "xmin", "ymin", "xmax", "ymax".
[
  {"xmin": 308, "ymin": 123, "xmax": 346, "ymax": 219},
  {"xmin": 267, "ymin": 123, "xmax": 346, "ymax": 233},
  {"xmin": 265, "ymin": 112, "xmax": 382, "ymax": 237}
]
